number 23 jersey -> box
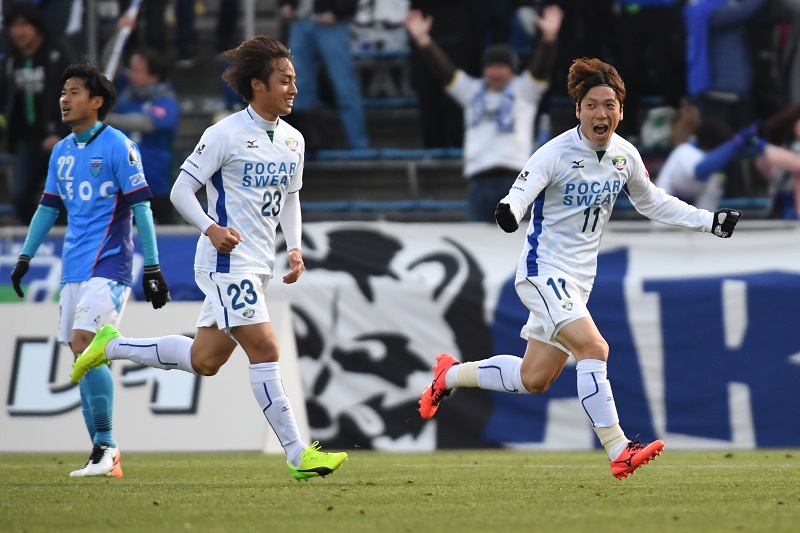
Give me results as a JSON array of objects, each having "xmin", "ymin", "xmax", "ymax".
[{"xmin": 180, "ymin": 106, "xmax": 304, "ymax": 276}]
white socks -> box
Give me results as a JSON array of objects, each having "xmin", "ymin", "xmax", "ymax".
[
  {"xmin": 576, "ymin": 359, "xmax": 627, "ymax": 459},
  {"xmin": 445, "ymin": 355, "xmax": 528, "ymax": 393},
  {"xmin": 249, "ymin": 362, "xmax": 306, "ymax": 466},
  {"xmin": 106, "ymin": 335, "xmax": 197, "ymax": 374}
]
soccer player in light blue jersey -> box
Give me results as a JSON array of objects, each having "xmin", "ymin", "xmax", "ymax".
[
  {"xmin": 10, "ymin": 64, "xmax": 171, "ymax": 478},
  {"xmin": 419, "ymin": 58, "xmax": 742, "ymax": 479},
  {"xmin": 71, "ymin": 35, "xmax": 347, "ymax": 481}
]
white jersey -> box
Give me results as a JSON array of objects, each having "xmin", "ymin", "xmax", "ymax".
[
  {"xmin": 180, "ymin": 106, "xmax": 304, "ymax": 276},
  {"xmin": 501, "ymin": 125, "xmax": 714, "ymax": 291},
  {"xmin": 447, "ymin": 70, "xmax": 548, "ymax": 177}
]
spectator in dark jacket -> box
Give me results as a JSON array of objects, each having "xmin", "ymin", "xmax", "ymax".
[{"xmin": 0, "ymin": 3, "xmax": 75, "ymax": 224}]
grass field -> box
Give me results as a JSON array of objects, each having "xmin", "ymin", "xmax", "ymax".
[{"xmin": 2, "ymin": 449, "xmax": 799, "ymax": 532}]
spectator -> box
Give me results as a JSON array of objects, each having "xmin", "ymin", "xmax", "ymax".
[
  {"xmin": 105, "ymin": 48, "xmax": 180, "ymax": 223},
  {"xmin": 655, "ymin": 114, "xmax": 735, "ymax": 211},
  {"xmin": 778, "ymin": 0, "xmax": 800, "ymax": 105},
  {"xmin": 404, "ymin": 5, "xmax": 562, "ymax": 222},
  {"xmin": 758, "ymin": 103, "xmax": 800, "ymax": 218},
  {"xmin": 613, "ymin": 0, "xmax": 686, "ymax": 140},
  {"xmin": 683, "ymin": 0, "xmax": 768, "ymax": 130},
  {"xmin": 0, "ymin": 3, "xmax": 75, "ymax": 224},
  {"xmin": 408, "ymin": 0, "xmax": 478, "ymax": 149},
  {"xmin": 174, "ymin": 0, "xmax": 240, "ymax": 68},
  {"xmin": 117, "ymin": 0, "xmax": 168, "ymax": 53},
  {"xmin": 279, "ymin": 0, "xmax": 370, "ymax": 151}
]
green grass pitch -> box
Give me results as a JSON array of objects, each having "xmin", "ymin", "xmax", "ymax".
[{"xmin": 2, "ymin": 449, "xmax": 799, "ymax": 532}]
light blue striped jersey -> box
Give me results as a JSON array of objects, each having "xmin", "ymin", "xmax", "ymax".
[{"xmin": 41, "ymin": 125, "xmax": 153, "ymax": 285}]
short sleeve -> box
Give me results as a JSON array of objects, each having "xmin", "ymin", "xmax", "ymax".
[{"xmin": 180, "ymin": 126, "xmax": 227, "ymax": 187}]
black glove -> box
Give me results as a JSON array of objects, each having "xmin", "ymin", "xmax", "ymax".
[
  {"xmin": 142, "ymin": 264, "xmax": 171, "ymax": 309},
  {"xmin": 10, "ymin": 255, "xmax": 30, "ymax": 298},
  {"xmin": 711, "ymin": 208, "xmax": 741, "ymax": 238},
  {"xmin": 495, "ymin": 202, "xmax": 519, "ymax": 233}
]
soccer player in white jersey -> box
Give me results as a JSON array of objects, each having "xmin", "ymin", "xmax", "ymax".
[
  {"xmin": 71, "ymin": 35, "xmax": 347, "ymax": 481},
  {"xmin": 10, "ymin": 64, "xmax": 171, "ymax": 478},
  {"xmin": 419, "ymin": 57, "xmax": 742, "ymax": 479}
]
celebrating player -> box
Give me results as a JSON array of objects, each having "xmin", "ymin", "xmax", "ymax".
[
  {"xmin": 71, "ymin": 35, "xmax": 347, "ymax": 481},
  {"xmin": 419, "ymin": 57, "xmax": 741, "ymax": 479},
  {"xmin": 10, "ymin": 63, "xmax": 171, "ymax": 478}
]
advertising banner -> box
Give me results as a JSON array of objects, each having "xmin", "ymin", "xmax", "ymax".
[{"xmin": 2, "ymin": 222, "xmax": 799, "ymax": 451}]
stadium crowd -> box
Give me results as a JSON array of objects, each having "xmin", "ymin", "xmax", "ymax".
[{"xmin": 0, "ymin": 0, "xmax": 799, "ymax": 224}]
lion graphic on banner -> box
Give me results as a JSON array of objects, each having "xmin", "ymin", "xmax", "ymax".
[{"xmin": 276, "ymin": 227, "xmax": 493, "ymax": 451}]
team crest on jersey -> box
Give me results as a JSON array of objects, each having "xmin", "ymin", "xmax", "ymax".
[
  {"xmin": 562, "ymin": 301, "xmax": 573, "ymax": 311},
  {"xmin": 243, "ymin": 309, "xmax": 255, "ymax": 319},
  {"xmin": 127, "ymin": 140, "xmax": 142, "ymax": 167},
  {"xmin": 89, "ymin": 157, "xmax": 103, "ymax": 177},
  {"xmin": 612, "ymin": 156, "xmax": 626, "ymax": 171},
  {"xmin": 285, "ymin": 138, "xmax": 299, "ymax": 152},
  {"xmin": 516, "ymin": 170, "xmax": 529, "ymax": 181}
]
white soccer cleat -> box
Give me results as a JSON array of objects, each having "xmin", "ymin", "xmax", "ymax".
[{"xmin": 69, "ymin": 444, "xmax": 123, "ymax": 478}]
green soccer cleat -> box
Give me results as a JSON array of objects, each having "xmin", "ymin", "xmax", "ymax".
[
  {"xmin": 70, "ymin": 324, "xmax": 120, "ymax": 383},
  {"xmin": 287, "ymin": 441, "xmax": 348, "ymax": 481}
]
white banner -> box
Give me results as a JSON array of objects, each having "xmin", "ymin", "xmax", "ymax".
[{"xmin": 0, "ymin": 301, "xmax": 308, "ymax": 453}]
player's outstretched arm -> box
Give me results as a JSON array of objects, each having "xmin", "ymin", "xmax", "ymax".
[{"xmin": 711, "ymin": 208, "xmax": 741, "ymax": 238}]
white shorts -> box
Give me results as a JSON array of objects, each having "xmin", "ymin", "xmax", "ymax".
[
  {"xmin": 58, "ymin": 277, "xmax": 130, "ymax": 344},
  {"xmin": 515, "ymin": 273, "xmax": 591, "ymax": 352},
  {"xmin": 195, "ymin": 271, "xmax": 271, "ymax": 332}
]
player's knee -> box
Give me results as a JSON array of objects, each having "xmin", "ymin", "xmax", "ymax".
[
  {"xmin": 521, "ymin": 374, "xmax": 553, "ymax": 394},
  {"xmin": 575, "ymin": 338, "xmax": 609, "ymax": 361},
  {"xmin": 192, "ymin": 361, "xmax": 221, "ymax": 376}
]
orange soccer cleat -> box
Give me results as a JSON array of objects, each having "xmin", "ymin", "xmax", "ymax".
[
  {"xmin": 610, "ymin": 438, "xmax": 664, "ymax": 479},
  {"xmin": 418, "ymin": 353, "xmax": 459, "ymax": 419}
]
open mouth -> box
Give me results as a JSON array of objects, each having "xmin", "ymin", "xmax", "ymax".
[{"xmin": 593, "ymin": 125, "xmax": 608, "ymax": 136}]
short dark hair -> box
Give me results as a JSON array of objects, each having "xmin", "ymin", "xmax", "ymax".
[
  {"xmin": 482, "ymin": 44, "xmax": 519, "ymax": 72},
  {"xmin": 695, "ymin": 117, "xmax": 733, "ymax": 152},
  {"xmin": 130, "ymin": 47, "xmax": 169, "ymax": 82},
  {"xmin": 59, "ymin": 64, "xmax": 117, "ymax": 121},
  {"xmin": 221, "ymin": 35, "xmax": 293, "ymax": 102},
  {"xmin": 567, "ymin": 57, "xmax": 626, "ymax": 106},
  {"xmin": 4, "ymin": 3, "xmax": 47, "ymax": 36}
]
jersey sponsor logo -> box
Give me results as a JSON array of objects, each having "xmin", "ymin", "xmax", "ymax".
[
  {"xmin": 130, "ymin": 172, "xmax": 146, "ymax": 187},
  {"xmin": 612, "ymin": 156, "xmax": 627, "ymax": 171},
  {"xmin": 562, "ymin": 301, "xmax": 573, "ymax": 311},
  {"xmin": 89, "ymin": 157, "xmax": 103, "ymax": 177},
  {"xmin": 127, "ymin": 140, "xmax": 142, "ymax": 168},
  {"xmin": 241, "ymin": 161, "xmax": 296, "ymax": 188},
  {"xmin": 285, "ymin": 137, "xmax": 299, "ymax": 152},
  {"xmin": 243, "ymin": 309, "xmax": 255, "ymax": 319},
  {"xmin": 516, "ymin": 170, "xmax": 529, "ymax": 181},
  {"xmin": 571, "ymin": 159, "xmax": 584, "ymax": 169},
  {"xmin": 184, "ymin": 158, "xmax": 200, "ymax": 170},
  {"xmin": 563, "ymin": 180, "xmax": 621, "ymax": 207},
  {"xmin": 195, "ymin": 143, "xmax": 206, "ymax": 155},
  {"xmin": 246, "ymin": 139, "xmax": 259, "ymax": 149}
]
